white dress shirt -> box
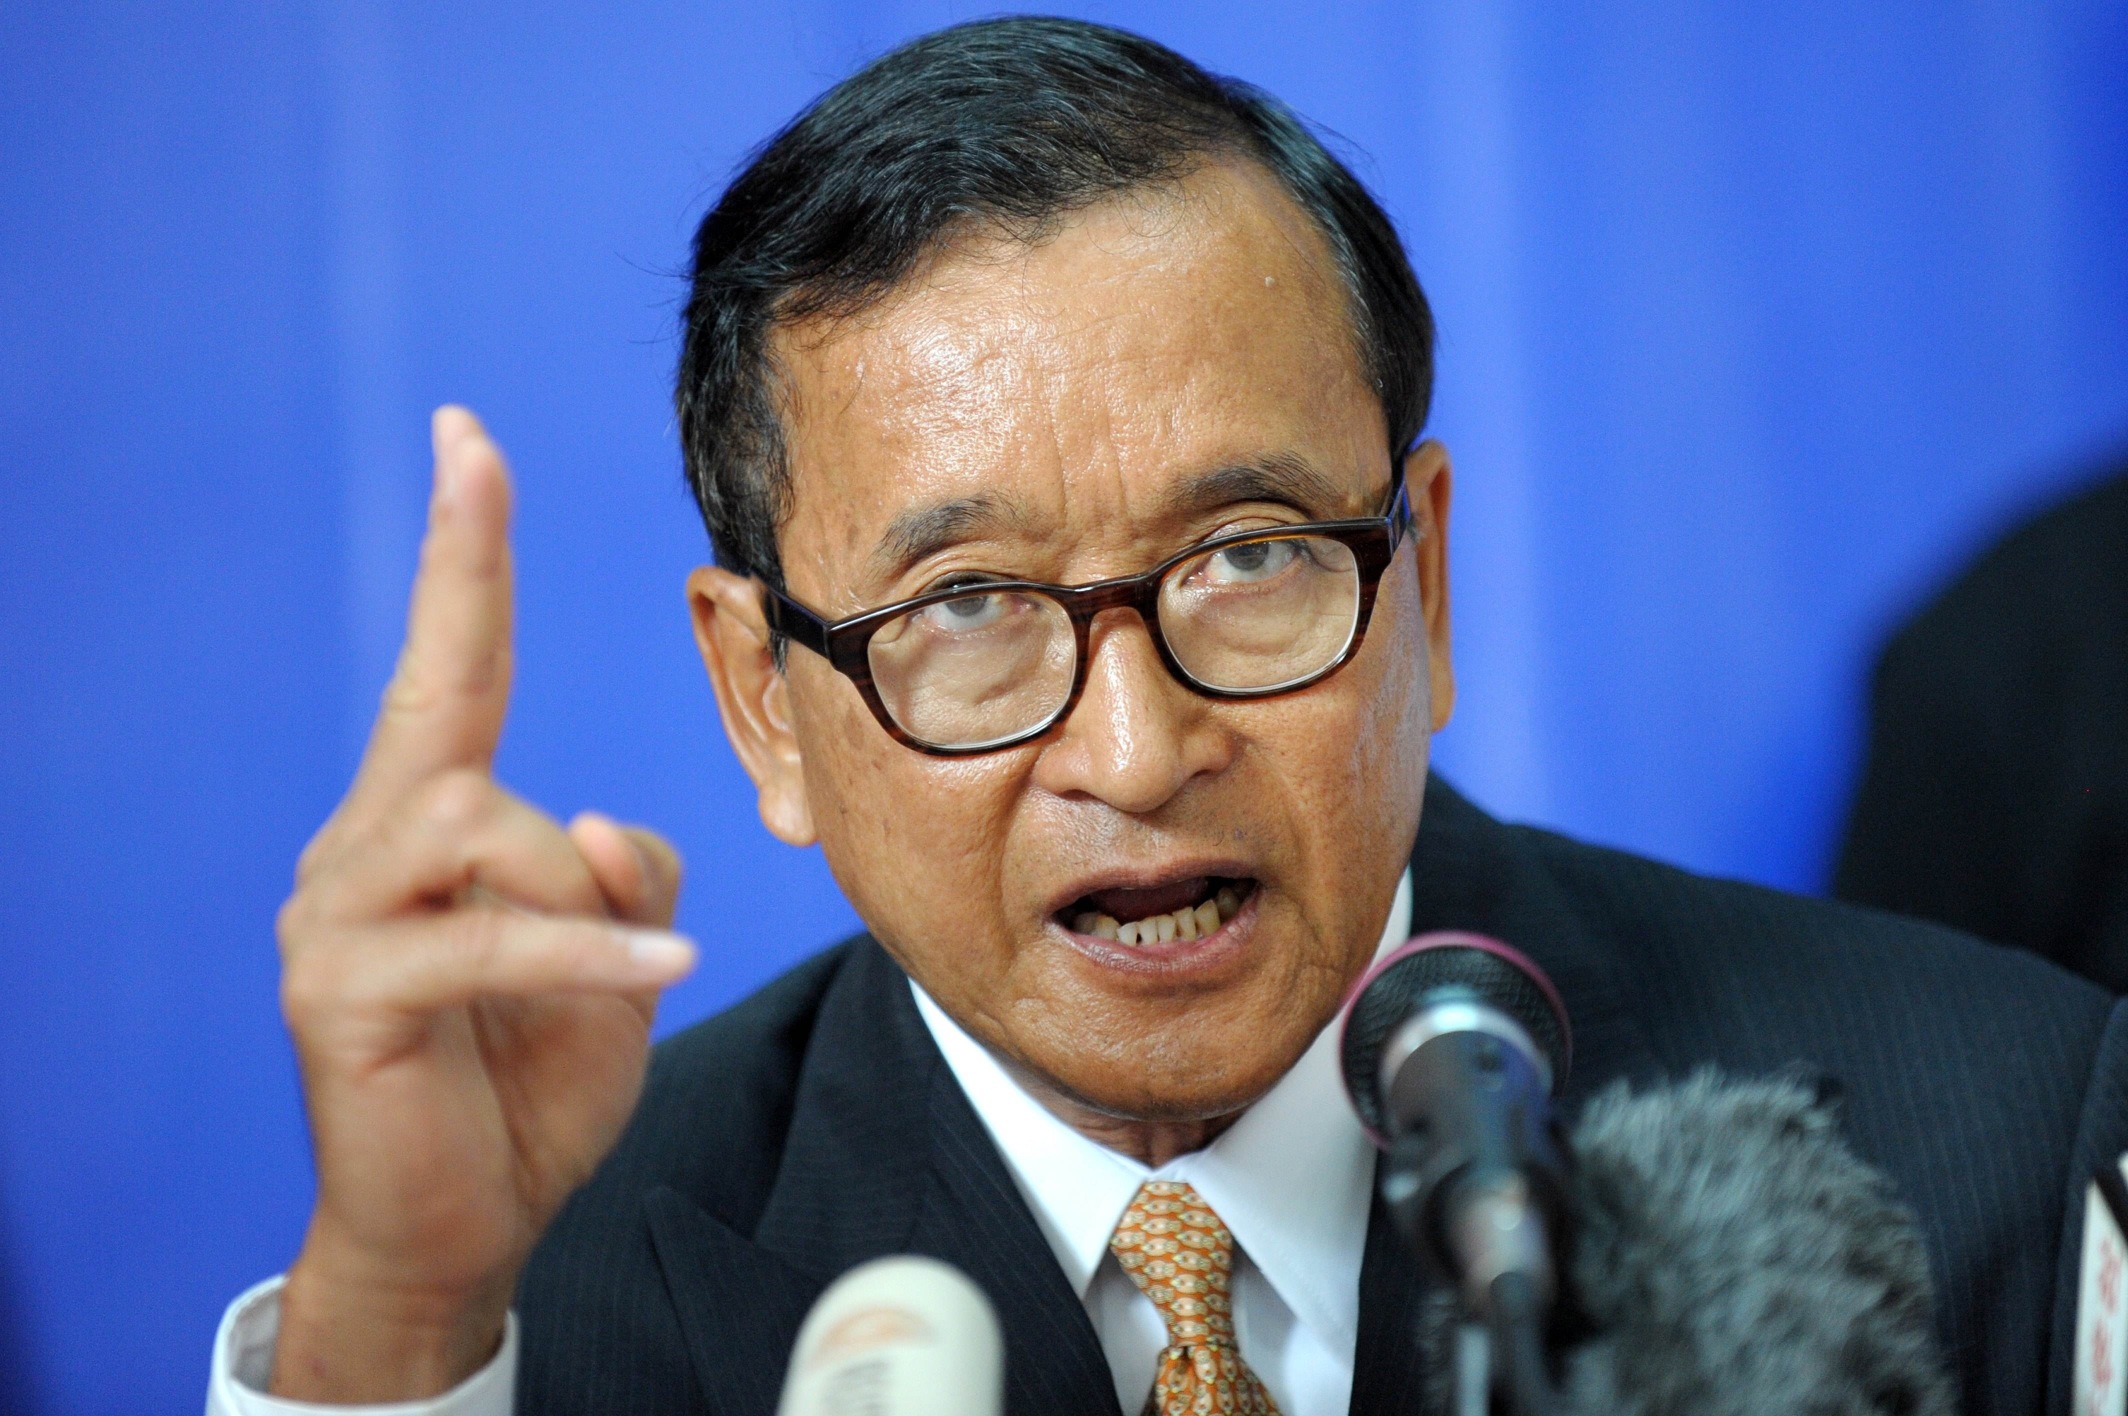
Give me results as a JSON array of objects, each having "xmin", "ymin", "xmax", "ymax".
[
  {"xmin": 205, "ymin": 1284, "xmax": 517, "ymax": 1415},
  {"xmin": 206, "ymin": 871, "xmax": 1411, "ymax": 1416}
]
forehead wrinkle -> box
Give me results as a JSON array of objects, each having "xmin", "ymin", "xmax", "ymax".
[{"xmin": 779, "ymin": 161, "xmax": 1384, "ymax": 610}]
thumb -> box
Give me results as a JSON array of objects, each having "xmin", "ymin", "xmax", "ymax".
[{"xmin": 569, "ymin": 813, "xmax": 683, "ymax": 928}]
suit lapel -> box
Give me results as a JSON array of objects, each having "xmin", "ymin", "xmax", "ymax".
[
  {"xmin": 646, "ymin": 1187, "xmax": 824, "ymax": 1416},
  {"xmin": 648, "ymin": 939, "xmax": 1118, "ymax": 1416},
  {"xmin": 910, "ymin": 1061, "xmax": 1125, "ymax": 1416}
]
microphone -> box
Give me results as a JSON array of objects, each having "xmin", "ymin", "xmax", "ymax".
[
  {"xmin": 1342, "ymin": 938, "xmax": 1954, "ymax": 1416},
  {"xmin": 776, "ymin": 1255, "xmax": 1003, "ymax": 1416},
  {"xmin": 1401, "ymin": 1076, "xmax": 1957, "ymax": 1416},
  {"xmin": 1549, "ymin": 1072, "xmax": 1953, "ymax": 1416},
  {"xmin": 1340, "ymin": 934, "xmax": 1574, "ymax": 1357}
]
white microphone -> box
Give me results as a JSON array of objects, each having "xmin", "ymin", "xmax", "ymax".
[{"xmin": 775, "ymin": 1255, "xmax": 1004, "ymax": 1416}]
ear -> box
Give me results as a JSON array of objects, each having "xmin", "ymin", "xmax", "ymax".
[
  {"xmin": 686, "ymin": 566, "xmax": 818, "ymax": 846},
  {"xmin": 1403, "ymin": 440, "xmax": 1456, "ymax": 733}
]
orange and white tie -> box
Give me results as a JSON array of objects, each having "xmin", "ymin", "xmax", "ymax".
[{"xmin": 1109, "ymin": 1179, "xmax": 1281, "ymax": 1416}]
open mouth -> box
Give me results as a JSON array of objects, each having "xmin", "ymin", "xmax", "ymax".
[{"xmin": 1057, "ymin": 875, "xmax": 1258, "ymax": 946}]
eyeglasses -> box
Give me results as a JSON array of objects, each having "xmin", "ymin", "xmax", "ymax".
[{"xmin": 760, "ymin": 469, "xmax": 1415, "ymax": 756}]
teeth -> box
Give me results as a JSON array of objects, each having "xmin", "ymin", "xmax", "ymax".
[{"xmin": 1070, "ymin": 884, "xmax": 1248, "ymax": 945}]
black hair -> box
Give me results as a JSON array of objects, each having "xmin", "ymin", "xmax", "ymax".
[{"xmin": 676, "ymin": 14, "xmax": 1434, "ymax": 599}]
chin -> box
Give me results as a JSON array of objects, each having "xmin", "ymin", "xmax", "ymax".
[{"xmin": 1030, "ymin": 1014, "xmax": 1313, "ymax": 1125}]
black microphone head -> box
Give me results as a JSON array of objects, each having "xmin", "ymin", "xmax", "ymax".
[
  {"xmin": 1402, "ymin": 1072, "xmax": 1956, "ymax": 1416},
  {"xmin": 1339, "ymin": 932, "xmax": 1573, "ymax": 1145},
  {"xmin": 1559, "ymin": 1072, "xmax": 1954, "ymax": 1416}
]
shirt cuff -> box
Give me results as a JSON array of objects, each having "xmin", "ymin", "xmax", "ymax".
[{"xmin": 205, "ymin": 1276, "xmax": 517, "ymax": 1416}]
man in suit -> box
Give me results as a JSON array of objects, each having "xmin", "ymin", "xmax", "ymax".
[
  {"xmin": 1836, "ymin": 463, "xmax": 2128, "ymax": 991},
  {"xmin": 209, "ymin": 18, "xmax": 2128, "ymax": 1416}
]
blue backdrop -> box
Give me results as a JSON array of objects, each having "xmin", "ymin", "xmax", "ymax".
[{"xmin": 3, "ymin": 3, "xmax": 2125, "ymax": 1410}]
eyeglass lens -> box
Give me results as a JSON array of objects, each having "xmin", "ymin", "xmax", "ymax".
[{"xmin": 864, "ymin": 532, "xmax": 1364, "ymax": 750}]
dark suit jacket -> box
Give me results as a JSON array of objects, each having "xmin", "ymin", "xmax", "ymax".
[
  {"xmin": 1836, "ymin": 466, "xmax": 2128, "ymax": 990},
  {"xmin": 519, "ymin": 777, "xmax": 2128, "ymax": 1416}
]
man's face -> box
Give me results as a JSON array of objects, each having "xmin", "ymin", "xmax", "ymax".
[{"xmin": 693, "ymin": 159, "xmax": 1454, "ymax": 1124}]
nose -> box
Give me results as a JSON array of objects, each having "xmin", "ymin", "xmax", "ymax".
[{"xmin": 1030, "ymin": 607, "xmax": 1232, "ymax": 813}]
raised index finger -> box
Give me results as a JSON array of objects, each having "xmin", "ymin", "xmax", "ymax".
[{"xmin": 342, "ymin": 406, "xmax": 516, "ymax": 830}]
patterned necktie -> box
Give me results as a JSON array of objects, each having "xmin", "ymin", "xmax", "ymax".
[{"xmin": 1109, "ymin": 1179, "xmax": 1282, "ymax": 1416}]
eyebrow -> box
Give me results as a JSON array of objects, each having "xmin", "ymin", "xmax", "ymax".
[
  {"xmin": 870, "ymin": 492, "xmax": 1030, "ymax": 583},
  {"xmin": 864, "ymin": 451, "xmax": 1354, "ymax": 585},
  {"xmin": 1151, "ymin": 452, "xmax": 1353, "ymax": 525}
]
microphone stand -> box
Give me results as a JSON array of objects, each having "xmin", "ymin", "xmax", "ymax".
[
  {"xmin": 1375, "ymin": 1029, "xmax": 1572, "ymax": 1416},
  {"xmin": 1485, "ymin": 1272, "xmax": 1562, "ymax": 1416}
]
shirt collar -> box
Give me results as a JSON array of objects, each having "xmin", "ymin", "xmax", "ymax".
[{"xmin": 913, "ymin": 868, "xmax": 1413, "ymax": 1359}]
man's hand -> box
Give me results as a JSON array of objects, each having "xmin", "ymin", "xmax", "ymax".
[{"xmin": 268, "ymin": 408, "xmax": 696, "ymax": 1402}]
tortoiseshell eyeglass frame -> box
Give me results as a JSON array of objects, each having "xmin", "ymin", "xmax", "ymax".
[{"xmin": 757, "ymin": 467, "xmax": 1415, "ymax": 756}]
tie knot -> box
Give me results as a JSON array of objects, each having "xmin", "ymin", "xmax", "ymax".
[
  {"xmin": 1110, "ymin": 1181, "xmax": 1283, "ymax": 1414},
  {"xmin": 1108, "ymin": 1180, "xmax": 1238, "ymax": 1348}
]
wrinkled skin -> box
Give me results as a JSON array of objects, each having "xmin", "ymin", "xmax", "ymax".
[{"xmin": 690, "ymin": 158, "xmax": 1456, "ymax": 1160}]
